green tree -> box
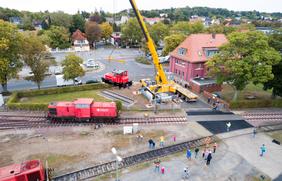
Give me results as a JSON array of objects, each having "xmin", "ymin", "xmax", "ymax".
[
  {"xmin": 62, "ymin": 53, "xmax": 85, "ymax": 84},
  {"xmin": 49, "ymin": 11, "xmax": 72, "ymax": 29},
  {"xmin": 70, "ymin": 13, "xmax": 86, "ymax": 33},
  {"xmin": 19, "ymin": 14, "xmax": 35, "ymax": 31},
  {"xmin": 0, "ymin": 20, "xmax": 23, "ymax": 92},
  {"xmin": 100, "ymin": 22, "xmax": 113, "ymax": 43},
  {"xmin": 150, "ymin": 22, "xmax": 169, "ymax": 46},
  {"xmin": 189, "ymin": 21, "xmax": 205, "ymax": 33},
  {"xmin": 121, "ymin": 18, "xmax": 143, "ymax": 47},
  {"xmin": 43, "ymin": 26, "xmax": 71, "ymax": 49},
  {"xmin": 162, "ymin": 34, "xmax": 186, "ymax": 56},
  {"xmin": 206, "ymin": 31, "xmax": 281, "ymax": 101},
  {"xmin": 170, "ymin": 21, "xmax": 190, "ymax": 35},
  {"xmin": 21, "ymin": 33, "xmax": 55, "ymax": 89},
  {"xmin": 264, "ymin": 32, "xmax": 282, "ymax": 98},
  {"xmin": 85, "ymin": 21, "xmax": 101, "ymax": 48}
]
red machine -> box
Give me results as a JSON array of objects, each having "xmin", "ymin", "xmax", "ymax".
[
  {"xmin": 102, "ymin": 70, "xmax": 132, "ymax": 88},
  {"xmin": 47, "ymin": 98, "xmax": 118, "ymax": 121},
  {"xmin": 0, "ymin": 160, "xmax": 45, "ymax": 181}
]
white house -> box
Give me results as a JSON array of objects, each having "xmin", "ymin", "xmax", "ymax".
[{"xmin": 71, "ymin": 29, "xmax": 90, "ymax": 52}]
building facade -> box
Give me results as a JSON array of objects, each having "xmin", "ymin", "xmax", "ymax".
[
  {"xmin": 169, "ymin": 34, "xmax": 228, "ymax": 92},
  {"xmin": 71, "ymin": 29, "xmax": 90, "ymax": 52}
]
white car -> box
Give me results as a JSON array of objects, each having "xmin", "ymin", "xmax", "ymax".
[
  {"xmin": 159, "ymin": 56, "xmax": 170, "ymax": 63},
  {"xmin": 86, "ymin": 59, "xmax": 99, "ymax": 68}
]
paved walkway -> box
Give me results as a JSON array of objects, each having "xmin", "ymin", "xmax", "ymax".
[
  {"xmin": 223, "ymin": 132, "xmax": 282, "ymax": 179},
  {"xmin": 109, "ymin": 130, "xmax": 282, "ymax": 181}
]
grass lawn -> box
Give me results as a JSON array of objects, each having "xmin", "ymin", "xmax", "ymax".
[
  {"xmin": 19, "ymin": 90, "xmax": 109, "ymax": 104},
  {"xmin": 221, "ymin": 83, "xmax": 273, "ymax": 102}
]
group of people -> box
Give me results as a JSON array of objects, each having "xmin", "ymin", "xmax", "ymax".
[
  {"xmin": 148, "ymin": 135, "xmax": 175, "ymax": 149},
  {"xmin": 182, "ymin": 143, "xmax": 217, "ymax": 179},
  {"xmin": 153, "ymin": 159, "xmax": 165, "ymax": 174},
  {"xmin": 186, "ymin": 142, "xmax": 217, "ymax": 165}
]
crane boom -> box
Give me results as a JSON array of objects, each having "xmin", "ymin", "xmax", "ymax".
[{"xmin": 129, "ymin": 0, "xmax": 168, "ymax": 85}]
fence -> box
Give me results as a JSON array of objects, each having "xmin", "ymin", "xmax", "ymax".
[{"xmin": 203, "ymin": 90, "xmax": 230, "ymax": 111}]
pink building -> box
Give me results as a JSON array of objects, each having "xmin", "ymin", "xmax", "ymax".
[{"xmin": 169, "ymin": 34, "xmax": 228, "ymax": 92}]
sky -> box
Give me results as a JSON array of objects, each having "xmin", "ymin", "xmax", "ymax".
[{"xmin": 0, "ymin": 0, "xmax": 281, "ymax": 14}]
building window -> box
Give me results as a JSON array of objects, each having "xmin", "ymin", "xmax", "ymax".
[
  {"xmin": 205, "ymin": 50, "xmax": 218, "ymax": 57},
  {"xmin": 178, "ymin": 48, "xmax": 187, "ymax": 55}
]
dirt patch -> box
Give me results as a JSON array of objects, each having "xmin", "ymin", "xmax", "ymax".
[
  {"xmin": 27, "ymin": 153, "xmax": 88, "ymax": 169},
  {"xmin": 0, "ymin": 123, "xmax": 207, "ymax": 176}
]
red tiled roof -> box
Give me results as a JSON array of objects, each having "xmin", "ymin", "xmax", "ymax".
[
  {"xmin": 170, "ymin": 34, "xmax": 228, "ymax": 63},
  {"xmin": 72, "ymin": 29, "xmax": 87, "ymax": 41}
]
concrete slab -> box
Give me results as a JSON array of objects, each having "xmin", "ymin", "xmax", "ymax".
[
  {"xmin": 224, "ymin": 133, "xmax": 282, "ymax": 179},
  {"xmin": 112, "ymin": 141, "xmax": 265, "ymax": 181},
  {"xmin": 187, "ymin": 114, "xmax": 244, "ymax": 122}
]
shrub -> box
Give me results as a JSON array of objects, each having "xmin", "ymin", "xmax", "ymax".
[
  {"xmin": 17, "ymin": 83, "xmax": 111, "ymax": 97},
  {"xmin": 230, "ymin": 99, "xmax": 282, "ymax": 109},
  {"xmin": 115, "ymin": 100, "xmax": 123, "ymax": 112},
  {"xmin": 6, "ymin": 83, "xmax": 112, "ymax": 111},
  {"xmin": 135, "ymin": 56, "xmax": 151, "ymax": 65}
]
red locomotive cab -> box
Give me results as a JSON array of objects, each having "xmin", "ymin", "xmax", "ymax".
[
  {"xmin": 0, "ymin": 160, "xmax": 45, "ymax": 181},
  {"xmin": 73, "ymin": 98, "xmax": 93, "ymax": 120},
  {"xmin": 47, "ymin": 102, "xmax": 57, "ymax": 119},
  {"xmin": 102, "ymin": 70, "xmax": 132, "ymax": 87}
]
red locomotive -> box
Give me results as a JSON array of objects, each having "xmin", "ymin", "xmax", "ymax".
[
  {"xmin": 47, "ymin": 98, "xmax": 118, "ymax": 121},
  {"xmin": 0, "ymin": 160, "xmax": 45, "ymax": 181},
  {"xmin": 102, "ymin": 70, "xmax": 132, "ymax": 88}
]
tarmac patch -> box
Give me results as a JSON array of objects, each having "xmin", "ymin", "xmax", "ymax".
[{"xmin": 197, "ymin": 120, "xmax": 253, "ymax": 134}]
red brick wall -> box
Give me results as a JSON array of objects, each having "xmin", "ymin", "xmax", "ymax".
[{"xmin": 190, "ymin": 81, "xmax": 222, "ymax": 94}]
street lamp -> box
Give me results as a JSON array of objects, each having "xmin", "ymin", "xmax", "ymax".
[
  {"xmin": 111, "ymin": 147, "xmax": 123, "ymax": 181},
  {"xmin": 43, "ymin": 136, "xmax": 50, "ymax": 181}
]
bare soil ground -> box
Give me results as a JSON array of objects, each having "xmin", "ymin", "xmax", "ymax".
[{"xmin": 0, "ymin": 122, "xmax": 211, "ymax": 176}]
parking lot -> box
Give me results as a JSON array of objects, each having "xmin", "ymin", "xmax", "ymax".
[{"xmin": 3, "ymin": 48, "xmax": 156, "ymax": 91}]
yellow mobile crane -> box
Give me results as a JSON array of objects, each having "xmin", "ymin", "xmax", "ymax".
[
  {"xmin": 129, "ymin": 0, "xmax": 174, "ymax": 93},
  {"xmin": 129, "ymin": 0, "xmax": 198, "ymax": 102}
]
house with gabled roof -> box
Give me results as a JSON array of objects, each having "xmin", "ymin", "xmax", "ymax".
[
  {"xmin": 169, "ymin": 33, "xmax": 228, "ymax": 93},
  {"xmin": 71, "ymin": 29, "xmax": 90, "ymax": 52}
]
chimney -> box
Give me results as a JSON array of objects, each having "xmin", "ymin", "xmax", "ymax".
[{"xmin": 212, "ymin": 33, "xmax": 216, "ymax": 39}]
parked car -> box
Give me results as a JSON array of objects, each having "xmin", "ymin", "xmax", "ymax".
[
  {"xmin": 86, "ymin": 79, "xmax": 100, "ymax": 84},
  {"xmin": 159, "ymin": 56, "xmax": 170, "ymax": 63},
  {"xmin": 85, "ymin": 59, "xmax": 99, "ymax": 68},
  {"xmin": 56, "ymin": 74, "xmax": 82, "ymax": 87}
]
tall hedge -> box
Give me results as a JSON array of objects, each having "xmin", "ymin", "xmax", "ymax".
[
  {"xmin": 230, "ymin": 99, "xmax": 282, "ymax": 109},
  {"xmin": 7, "ymin": 83, "xmax": 112, "ymax": 110}
]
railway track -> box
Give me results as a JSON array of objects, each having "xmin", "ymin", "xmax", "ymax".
[
  {"xmin": 52, "ymin": 136, "xmax": 217, "ymax": 181},
  {"xmin": 240, "ymin": 111, "xmax": 282, "ymax": 127},
  {"xmin": 0, "ymin": 114, "xmax": 188, "ymax": 130}
]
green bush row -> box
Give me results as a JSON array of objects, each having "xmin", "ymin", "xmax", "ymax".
[
  {"xmin": 7, "ymin": 83, "xmax": 112, "ymax": 111},
  {"xmin": 135, "ymin": 56, "xmax": 151, "ymax": 65},
  {"xmin": 230, "ymin": 99, "xmax": 282, "ymax": 109},
  {"xmin": 18, "ymin": 83, "xmax": 111, "ymax": 97}
]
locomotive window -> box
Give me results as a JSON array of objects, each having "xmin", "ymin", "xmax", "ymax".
[
  {"xmin": 48, "ymin": 108, "xmax": 57, "ymax": 115},
  {"xmin": 75, "ymin": 104, "xmax": 89, "ymax": 108},
  {"xmin": 27, "ymin": 171, "xmax": 41, "ymax": 181}
]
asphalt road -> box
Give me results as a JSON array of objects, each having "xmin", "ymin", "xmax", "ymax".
[{"xmin": 0, "ymin": 48, "xmax": 158, "ymax": 92}]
